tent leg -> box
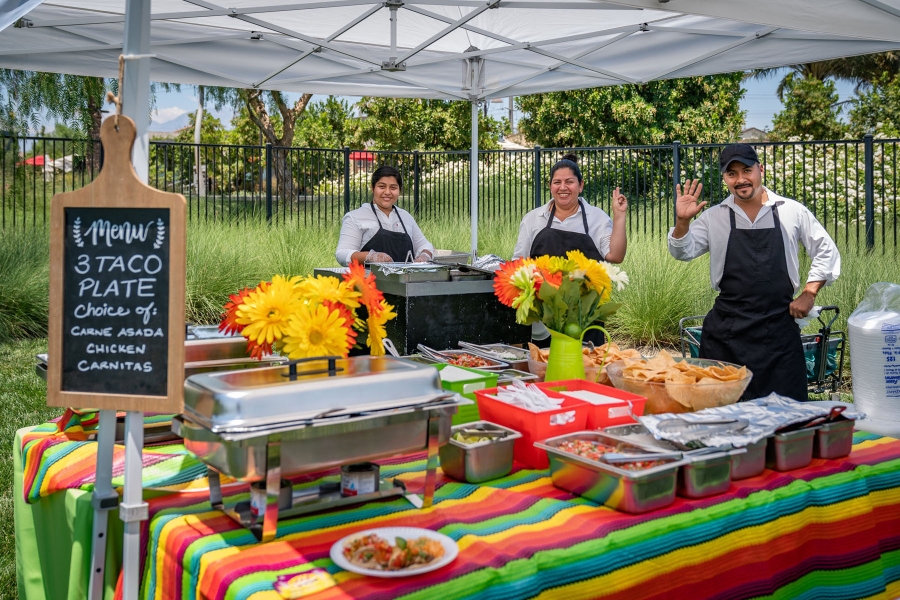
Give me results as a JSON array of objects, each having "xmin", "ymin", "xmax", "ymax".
[
  {"xmin": 118, "ymin": 1, "xmax": 152, "ymax": 599},
  {"xmin": 470, "ymin": 100, "xmax": 479, "ymax": 260},
  {"xmin": 88, "ymin": 410, "xmax": 118, "ymax": 600}
]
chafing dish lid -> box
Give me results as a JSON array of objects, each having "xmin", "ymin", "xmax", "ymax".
[{"xmin": 183, "ymin": 355, "xmax": 449, "ymax": 432}]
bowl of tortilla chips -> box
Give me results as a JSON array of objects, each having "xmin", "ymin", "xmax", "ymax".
[
  {"xmin": 606, "ymin": 350, "xmax": 752, "ymax": 414},
  {"xmin": 527, "ymin": 342, "xmax": 642, "ymax": 384}
]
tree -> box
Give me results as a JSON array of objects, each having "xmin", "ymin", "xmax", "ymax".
[
  {"xmin": 749, "ymin": 52, "xmax": 900, "ymax": 99},
  {"xmin": 205, "ymin": 87, "xmax": 312, "ymax": 199},
  {"xmin": 294, "ymin": 96, "xmax": 359, "ymax": 149},
  {"xmin": 356, "ymin": 98, "xmax": 501, "ymax": 151},
  {"xmin": 515, "ymin": 74, "xmax": 745, "ymax": 147},
  {"xmin": 175, "ymin": 112, "xmax": 227, "ymax": 145},
  {"xmin": 769, "ymin": 74, "xmax": 846, "ymax": 141},
  {"xmin": 849, "ymin": 73, "xmax": 900, "ymax": 137}
]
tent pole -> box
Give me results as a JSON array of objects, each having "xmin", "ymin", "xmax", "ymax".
[
  {"xmin": 120, "ymin": 0, "xmax": 151, "ymax": 599},
  {"xmin": 470, "ymin": 100, "xmax": 478, "ymax": 259}
]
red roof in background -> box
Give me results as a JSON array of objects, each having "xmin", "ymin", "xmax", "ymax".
[
  {"xmin": 349, "ymin": 151, "xmax": 375, "ymax": 161},
  {"xmin": 23, "ymin": 155, "xmax": 46, "ymax": 166}
]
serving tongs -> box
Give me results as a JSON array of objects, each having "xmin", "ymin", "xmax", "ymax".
[
  {"xmin": 457, "ymin": 341, "xmax": 512, "ymax": 361},
  {"xmin": 775, "ymin": 406, "xmax": 847, "ymax": 434},
  {"xmin": 417, "ymin": 344, "xmax": 451, "ymax": 363},
  {"xmin": 656, "ymin": 417, "xmax": 750, "ymax": 442}
]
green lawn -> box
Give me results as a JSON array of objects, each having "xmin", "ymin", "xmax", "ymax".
[{"xmin": 0, "ymin": 339, "xmax": 60, "ymax": 599}]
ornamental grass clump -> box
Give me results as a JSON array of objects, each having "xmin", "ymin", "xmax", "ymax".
[{"xmin": 0, "ymin": 232, "xmax": 49, "ymax": 341}]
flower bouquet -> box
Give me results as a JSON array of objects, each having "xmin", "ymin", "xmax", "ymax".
[
  {"xmin": 219, "ymin": 261, "xmax": 397, "ymax": 360},
  {"xmin": 493, "ymin": 250, "xmax": 629, "ymax": 381}
]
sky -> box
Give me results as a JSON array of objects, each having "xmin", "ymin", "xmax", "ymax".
[{"xmin": 146, "ymin": 70, "xmax": 860, "ymax": 136}]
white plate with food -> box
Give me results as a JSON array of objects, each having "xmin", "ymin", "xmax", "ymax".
[{"xmin": 330, "ymin": 527, "xmax": 458, "ymax": 578}]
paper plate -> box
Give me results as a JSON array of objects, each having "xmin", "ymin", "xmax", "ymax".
[{"xmin": 330, "ymin": 527, "xmax": 458, "ymax": 578}]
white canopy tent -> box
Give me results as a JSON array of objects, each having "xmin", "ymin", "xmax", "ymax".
[{"xmin": 3, "ymin": 2, "xmax": 900, "ymax": 598}]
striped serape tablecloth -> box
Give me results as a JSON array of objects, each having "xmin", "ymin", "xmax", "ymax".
[
  {"xmin": 126, "ymin": 431, "xmax": 900, "ymax": 600},
  {"xmin": 19, "ymin": 410, "xmax": 232, "ymax": 502}
]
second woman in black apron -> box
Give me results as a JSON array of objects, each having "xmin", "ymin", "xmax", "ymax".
[{"xmin": 698, "ymin": 205, "xmax": 808, "ymax": 401}]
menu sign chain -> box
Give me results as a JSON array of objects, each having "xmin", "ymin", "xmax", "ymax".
[
  {"xmin": 47, "ymin": 114, "xmax": 186, "ymax": 412},
  {"xmin": 63, "ymin": 208, "xmax": 171, "ymax": 396}
]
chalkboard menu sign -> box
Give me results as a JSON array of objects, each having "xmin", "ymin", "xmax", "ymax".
[
  {"xmin": 61, "ymin": 207, "xmax": 171, "ymax": 396},
  {"xmin": 47, "ymin": 115, "xmax": 186, "ymax": 412}
]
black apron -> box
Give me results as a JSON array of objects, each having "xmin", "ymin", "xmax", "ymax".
[
  {"xmin": 699, "ymin": 205, "xmax": 808, "ymax": 401},
  {"xmin": 530, "ymin": 199, "xmax": 606, "ymax": 346},
  {"xmin": 359, "ymin": 202, "xmax": 415, "ymax": 263}
]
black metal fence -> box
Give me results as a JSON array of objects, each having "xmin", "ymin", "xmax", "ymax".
[{"xmin": 2, "ymin": 134, "xmax": 897, "ymax": 251}]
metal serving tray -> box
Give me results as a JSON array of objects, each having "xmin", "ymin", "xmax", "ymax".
[
  {"xmin": 535, "ymin": 431, "xmax": 686, "ymax": 514},
  {"xmin": 440, "ymin": 420, "xmax": 521, "ymax": 483},
  {"xmin": 370, "ymin": 263, "xmax": 451, "ymax": 283},
  {"xmin": 731, "ymin": 438, "xmax": 768, "ymax": 480},
  {"xmin": 601, "ymin": 423, "xmax": 682, "ymax": 451},
  {"xmin": 461, "ymin": 343, "xmax": 530, "ymax": 371},
  {"xmin": 677, "ymin": 451, "xmax": 734, "ymax": 498},
  {"xmin": 765, "ymin": 428, "xmax": 816, "ymax": 471},
  {"xmin": 427, "ymin": 349, "xmax": 510, "ymax": 371},
  {"xmin": 496, "ymin": 369, "xmax": 539, "ymax": 385},
  {"xmin": 431, "ymin": 250, "xmax": 472, "ymax": 265},
  {"xmin": 814, "ymin": 419, "xmax": 855, "ymax": 459},
  {"xmin": 183, "ymin": 355, "xmax": 448, "ymax": 434}
]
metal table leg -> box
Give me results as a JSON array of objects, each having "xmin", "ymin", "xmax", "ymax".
[
  {"xmin": 262, "ymin": 436, "xmax": 282, "ymax": 543},
  {"xmin": 422, "ymin": 414, "xmax": 441, "ymax": 508}
]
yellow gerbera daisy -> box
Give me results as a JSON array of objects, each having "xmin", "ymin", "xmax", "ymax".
[
  {"xmin": 281, "ymin": 304, "xmax": 352, "ymax": 359},
  {"xmin": 236, "ymin": 275, "xmax": 303, "ymax": 346},
  {"xmin": 297, "ymin": 275, "xmax": 361, "ymax": 309},
  {"xmin": 533, "ymin": 255, "xmax": 575, "ymax": 274},
  {"xmin": 567, "ymin": 250, "xmax": 612, "ymax": 303},
  {"xmin": 366, "ymin": 300, "xmax": 397, "ymax": 356}
]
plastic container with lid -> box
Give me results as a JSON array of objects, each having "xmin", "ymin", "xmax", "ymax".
[
  {"xmin": 435, "ymin": 363, "xmax": 498, "ymax": 425},
  {"xmin": 535, "ymin": 380, "xmax": 646, "ymax": 429},
  {"xmin": 475, "ymin": 386, "xmax": 589, "ymax": 469}
]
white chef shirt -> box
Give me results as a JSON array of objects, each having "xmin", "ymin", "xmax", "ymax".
[
  {"xmin": 512, "ymin": 199, "xmax": 613, "ymax": 260},
  {"xmin": 335, "ymin": 203, "xmax": 434, "ymax": 266},
  {"xmin": 667, "ymin": 188, "xmax": 841, "ymax": 294}
]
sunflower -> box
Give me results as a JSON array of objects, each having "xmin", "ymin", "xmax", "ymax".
[
  {"xmin": 343, "ymin": 261, "xmax": 384, "ymax": 315},
  {"xmin": 366, "ymin": 300, "xmax": 397, "ymax": 356},
  {"xmin": 298, "ymin": 275, "xmax": 361, "ymax": 309},
  {"xmin": 219, "ymin": 286, "xmax": 253, "ymax": 336},
  {"xmin": 567, "ymin": 250, "xmax": 612, "ymax": 303},
  {"xmin": 493, "ymin": 258, "xmax": 532, "ymax": 307},
  {"xmin": 281, "ymin": 304, "xmax": 352, "ymax": 359},
  {"xmin": 236, "ymin": 275, "xmax": 303, "ymax": 346}
]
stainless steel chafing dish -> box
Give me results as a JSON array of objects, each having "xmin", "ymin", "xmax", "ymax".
[{"xmin": 177, "ymin": 355, "xmax": 465, "ymax": 542}]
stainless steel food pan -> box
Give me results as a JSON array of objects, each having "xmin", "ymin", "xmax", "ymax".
[
  {"xmin": 496, "ymin": 369, "xmax": 539, "ymax": 385},
  {"xmin": 535, "ymin": 431, "xmax": 685, "ymax": 514},
  {"xmin": 183, "ymin": 356, "xmax": 446, "ymax": 433},
  {"xmin": 461, "ymin": 343, "xmax": 530, "ymax": 371},
  {"xmin": 429, "ymin": 349, "xmax": 509, "ymax": 371},
  {"xmin": 601, "ymin": 423, "xmax": 682, "ymax": 452},
  {"xmin": 677, "ymin": 451, "xmax": 734, "ymax": 498},
  {"xmin": 765, "ymin": 429, "xmax": 816, "ymax": 471},
  {"xmin": 730, "ymin": 438, "xmax": 768, "ymax": 480},
  {"xmin": 431, "ymin": 251, "xmax": 471, "ymax": 265},
  {"xmin": 440, "ymin": 421, "xmax": 521, "ymax": 483},
  {"xmin": 814, "ymin": 419, "xmax": 855, "ymax": 459},
  {"xmin": 371, "ymin": 263, "xmax": 451, "ymax": 283},
  {"xmin": 176, "ymin": 399, "xmax": 460, "ymax": 482}
]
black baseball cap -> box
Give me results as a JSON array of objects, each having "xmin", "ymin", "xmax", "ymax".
[{"xmin": 719, "ymin": 143, "xmax": 759, "ymax": 173}]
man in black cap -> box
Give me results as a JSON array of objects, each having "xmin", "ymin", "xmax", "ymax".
[{"xmin": 667, "ymin": 143, "xmax": 841, "ymax": 401}]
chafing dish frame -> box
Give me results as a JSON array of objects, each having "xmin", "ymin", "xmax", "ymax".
[{"xmin": 179, "ymin": 406, "xmax": 448, "ymax": 543}]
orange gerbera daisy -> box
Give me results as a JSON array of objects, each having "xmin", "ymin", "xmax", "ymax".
[
  {"xmin": 343, "ymin": 260, "xmax": 384, "ymax": 316},
  {"xmin": 538, "ymin": 268, "xmax": 563, "ymax": 288},
  {"xmin": 324, "ymin": 299, "xmax": 358, "ymax": 347},
  {"xmin": 219, "ymin": 287, "xmax": 253, "ymax": 335},
  {"xmin": 493, "ymin": 258, "xmax": 531, "ymax": 307},
  {"xmin": 247, "ymin": 339, "xmax": 272, "ymax": 360}
]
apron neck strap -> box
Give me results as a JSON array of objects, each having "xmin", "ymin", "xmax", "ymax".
[
  {"xmin": 546, "ymin": 198, "xmax": 587, "ymax": 234},
  {"xmin": 369, "ymin": 201, "xmax": 410, "ymax": 235},
  {"xmin": 729, "ymin": 202, "xmax": 781, "ymax": 231}
]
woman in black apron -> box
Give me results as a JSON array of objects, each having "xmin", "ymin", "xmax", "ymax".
[
  {"xmin": 338, "ymin": 165, "xmax": 432, "ymax": 266},
  {"xmin": 521, "ymin": 154, "xmax": 628, "ymax": 346},
  {"xmin": 698, "ymin": 205, "xmax": 808, "ymax": 401}
]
